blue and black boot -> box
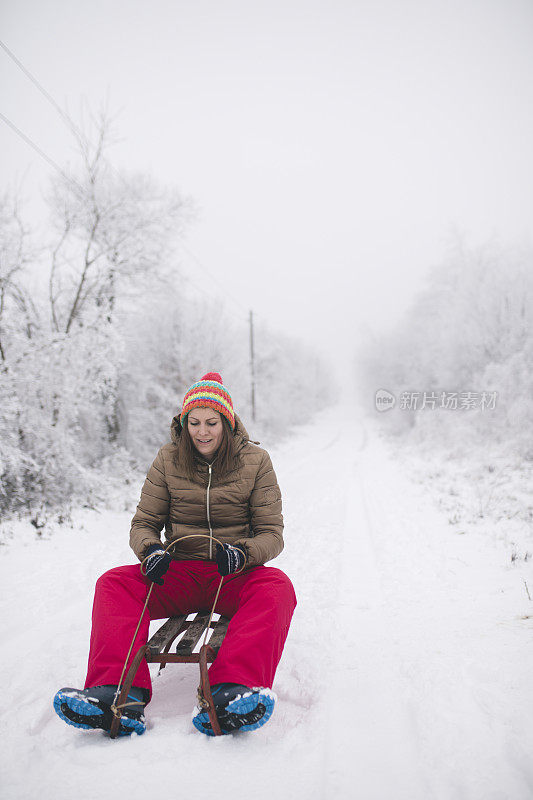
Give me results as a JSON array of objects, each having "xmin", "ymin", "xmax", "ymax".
[
  {"xmin": 192, "ymin": 682, "xmax": 276, "ymax": 736},
  {"xmin": 53, "ymin": 685, "xmax": 146, "ymax": 736}
]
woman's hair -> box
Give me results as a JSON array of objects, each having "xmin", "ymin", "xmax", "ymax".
[{"xmin": 176, "ymin": 416, "xmax": 239, "ymax": 481}]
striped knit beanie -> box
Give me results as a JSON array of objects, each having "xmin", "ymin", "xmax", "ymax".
[{"xmin": 180, "ymin": 372, "xmax": 235, "ymax": 430}]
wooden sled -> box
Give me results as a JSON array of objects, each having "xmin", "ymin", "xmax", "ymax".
[{"xmin": 109, "ymin": 611, "xmax": 230, "ymax": 739}]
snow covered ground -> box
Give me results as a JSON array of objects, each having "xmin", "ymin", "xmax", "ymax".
[{"xmin": 1, "ymin": 404, "xmax": 532, "ymax": 800}]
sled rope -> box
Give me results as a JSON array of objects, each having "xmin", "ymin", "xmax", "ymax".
[{"xmin": 111, "ymin": 534, "xmax": 247, "ymax": 718}]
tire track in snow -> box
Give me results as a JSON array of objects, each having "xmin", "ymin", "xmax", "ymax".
[
  {"xmin": 321, "ymin": 425, "xmax": 428, "ymax": 800},
  {"xmin": 332, "ymin": 431, "xmax": 533, "ymax": 800}
]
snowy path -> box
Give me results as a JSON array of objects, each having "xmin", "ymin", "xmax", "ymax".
[{"xmin": 1, "ymin": 405, "xmax": 532, "ymax": 799}]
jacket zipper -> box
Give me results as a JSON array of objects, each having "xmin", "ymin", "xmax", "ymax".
[{"xmin": 206, "ymin": 463, "xmax": 213, "ymax": 559}]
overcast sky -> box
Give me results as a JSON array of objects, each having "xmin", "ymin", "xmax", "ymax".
[{"xmin": 2, "ymin": 0, "xmax": 532, "ymax": 373}]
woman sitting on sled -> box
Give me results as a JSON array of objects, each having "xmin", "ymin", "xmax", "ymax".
[{"xmin": 53, "ymin": 372, "xmax": 297, "ymax": 736}]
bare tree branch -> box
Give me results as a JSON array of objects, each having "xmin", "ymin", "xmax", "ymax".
[{"xmin": 65, "ymin": 209, "xmax": 101, "ymax": 333}]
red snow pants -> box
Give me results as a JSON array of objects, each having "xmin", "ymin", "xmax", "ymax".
[{"xmin": 85, "ymin": 560, "xmax": 297, "ymax": 701}]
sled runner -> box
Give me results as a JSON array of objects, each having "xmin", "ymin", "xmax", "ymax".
[{"xmin": 109, "ymin": 611, "xmax": 230, "ymax": 739}]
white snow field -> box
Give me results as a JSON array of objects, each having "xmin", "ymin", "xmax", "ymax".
[{"xmin": 1, "ymin": 405, "xmax": 532, "ymax": 800}]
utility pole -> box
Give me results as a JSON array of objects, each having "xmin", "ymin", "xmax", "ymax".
[{"xmin": 249, "ymin": 310, "xmax": 256, "ymax": 422}]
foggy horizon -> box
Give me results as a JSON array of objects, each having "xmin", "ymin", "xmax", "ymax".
[{"xmin": 1, "ymin": 0, "xmax": 532, "ymax": 376}]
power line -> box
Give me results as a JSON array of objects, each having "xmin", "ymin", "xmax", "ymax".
[
  {"xmin": 0, "ymin": 41, "xmax": 269, "ymax": 327},
  {"xmin": 0, "ymin": 41, "xmax": 275, "ymax": 335},
  {"xmin": 0, "ymin": 110, "xmax": 85, "ymax": 195},
  {"xmin": 179, "ymin": 272, "xmax": 249, "ymax": 327},
  {"xmin": 179, "ymin": 241, "xmax": 251, "ymax": 317},
  {"xmin": 0, "ymin": 38, "xmax": 111, "ymax": 173},
  {"xmin": 0, "ymin": 38, "xmax": 83, "ymax": 141},
  {"xmin": 178, "ymin": 242, "xmax": 273, "ymax": 331},
  {"xmin": 0, "ymin": 108, "xmax": 269, "ymax": 333}
]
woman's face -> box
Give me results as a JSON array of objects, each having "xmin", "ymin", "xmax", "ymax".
[{"xmin": 187, "ymin": 407, "xmax": 224, "ymax": 460}]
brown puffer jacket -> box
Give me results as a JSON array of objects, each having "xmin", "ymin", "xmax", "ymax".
[{"xmin": 129, "ymin": 413, "xmax": 283, "ymax": 567}]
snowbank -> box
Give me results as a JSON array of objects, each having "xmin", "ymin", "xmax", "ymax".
[{"xmin": 1, "ymin": 406, "xmax": 532, "ymax": 799}]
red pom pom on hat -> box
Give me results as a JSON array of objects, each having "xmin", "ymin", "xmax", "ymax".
[{"xmin": 201, "ymin": 372, "xmax": 223, "ymax": 383}]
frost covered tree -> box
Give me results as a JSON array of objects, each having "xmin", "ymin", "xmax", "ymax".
[
  {"xmin": 356, "ymin": 242, "xmax": 533, "ymax": 455},
  {"xmin": 0, "ymin": 193, "xmax": 42, "ymax": 515},
  {"xmin": 253, "ymin": 320, "xmax": 334, "ymax": 436},
  {"xmin": 47, "ymin": 112, "xmax": 188, "ymax": 334},
  {"xmin": 0, "ymin": 113, "xmax": 191, "ymax": 516},
  {"xmin": 0, "ymin": 193, "xmax": 38, "ymax": 363},
  {"xmin": 44, "ymin": 111, "xmax": 190, "ymax": 445}
]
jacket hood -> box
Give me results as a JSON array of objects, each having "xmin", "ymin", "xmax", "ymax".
[{"xmin": 170, "ymin": 411, "xmax": 252, "ymax": 453}]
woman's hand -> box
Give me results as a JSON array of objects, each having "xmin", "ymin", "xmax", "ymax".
[
  {"xmin": 143, "ymin": 545, "xmax": 172, "ymax": 585},
  {"xmin": 216, "ymin": 543, "xmax": 246, "ymax": 575}
]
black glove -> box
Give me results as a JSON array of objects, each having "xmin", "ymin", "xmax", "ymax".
[
  {"xmin": 216, "ymin": 543, "xmax": 246, "ymax": 576},
  {"xmin": 143, "ymin": 544, "xmax": 172, "ymax": 585}
]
